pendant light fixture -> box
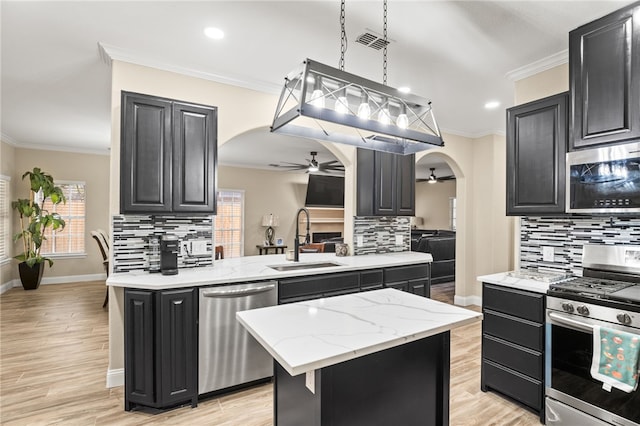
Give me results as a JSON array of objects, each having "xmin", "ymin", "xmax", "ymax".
[{"xmin": 271, "ymin": 0, "xmax": 444, "ymax": 155}]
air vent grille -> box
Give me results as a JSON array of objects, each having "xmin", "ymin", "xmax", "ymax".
[{"xmin": 355, "ymin": 32, "xmax": 390, "ymax": 50}]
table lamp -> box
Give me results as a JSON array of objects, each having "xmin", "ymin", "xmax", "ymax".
[{"xmin": 262, "ymin": 214, "xmax": 279, "ymax": 245}]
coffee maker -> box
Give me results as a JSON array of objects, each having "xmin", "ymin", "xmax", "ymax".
[{"xmin": 160, "ymin": 234, "xmax": 179, "ymax": 275}]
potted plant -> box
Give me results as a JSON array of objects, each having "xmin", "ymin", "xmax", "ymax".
[{"xmin": 11, "ymin": 167, "xmax": 66, "ymax": 290}]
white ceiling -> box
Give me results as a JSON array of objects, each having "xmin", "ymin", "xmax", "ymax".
[{"xmin": 2, "ymin": 0, "xmax": 634, "ymax": 175}]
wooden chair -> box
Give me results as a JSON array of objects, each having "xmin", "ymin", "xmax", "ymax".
[
  {"xmin": 299, "ymin": 243, "xmax": 325, "ymax": 253},
  {"xmin": 215, "ymin": 245, "xmax": 224, "ymax": 260},
  {"xmin": 90, "ymin": 230, "xmax": 109, "ymax": 308}
]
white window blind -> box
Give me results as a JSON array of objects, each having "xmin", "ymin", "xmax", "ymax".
[
  {"xmin": 0, "ymin": 176, "xmax": 9, "ymax": 261},
  {"xmin": 449, "ymin": 197, "xmax": 457, "ymax": 231},
  {"xmin": 41, "ymin": 182, "xmax": 86, "ymax": 255},
  {"xmin": 215, "ymin": 190, "xmax": 245, "ymax": 258}
]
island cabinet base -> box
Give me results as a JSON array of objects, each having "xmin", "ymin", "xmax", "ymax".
[{"xmin": 274, "ymin": 331, "xmax": 450, "ymax": 426}]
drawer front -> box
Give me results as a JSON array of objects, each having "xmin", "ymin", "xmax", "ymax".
[
  {"xmin": 483, "ymin": 360, "xmax": 542, "ymax": 411},
  {"xmin": 385, "ymin": 264, "xmax": 429, "ymax": 283},
  {"xmin": 360, "ymin": 269, "xmax": 383, "ymax": 288},
  {"xmin": 483, "ymin": 310, "xmax": 544, "ymax": 351},
  {"xmin": 483, "ymin": 335, "xmax": 543, "ymax": 380},
  {"xmin": 483, "ymin": 283, "xmax": 544, "ymax": 323},
  {"xmin": 279, "ymin": 272, "xmax": 360, "ymax": 301}
]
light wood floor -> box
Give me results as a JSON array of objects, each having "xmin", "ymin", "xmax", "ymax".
[{"xmin": 1, "ymin": 281, "xmax": 540, "ymax": 425}]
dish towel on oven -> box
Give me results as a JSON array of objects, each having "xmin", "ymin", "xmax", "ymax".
[{"xmin": 590, "ymin": 325, "xmax": 640, "ymax": 393}]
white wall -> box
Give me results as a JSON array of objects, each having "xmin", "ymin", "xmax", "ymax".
[{"xmin": 414, "ymin": 180, "xmax": 456, "ymax": 230}]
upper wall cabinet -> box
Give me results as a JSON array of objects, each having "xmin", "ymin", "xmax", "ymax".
[
  {"xmin": 121, "ymin": 92, "xmax": 217, "ymax": 214},
  {"xmin": 506, "ymin": 92, "xmax": 568, "ymax": 216},
  {"xmin": 357, "ymin": 149, "xmax": 415, "ymax": 216},
  {"xmin": 569, "ymin": 2, "xmax": 640, "ymax": 150}
]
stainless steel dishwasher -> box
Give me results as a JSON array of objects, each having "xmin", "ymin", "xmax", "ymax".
[{"xmin": 198, "ymin": 281, "xmax": 277, "ymax": 395}]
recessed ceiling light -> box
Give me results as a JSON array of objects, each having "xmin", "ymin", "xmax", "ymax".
[
  {"xmin": 484, "ymin": 100, "xmax": 500, "ymax": 109},
  {"xmin": 398, "ymin": 86, "xmax": 411, "ymax": 93},
  {"xmin": 204, "ymin": 27, "xmax": 224, "ymax": 40}
]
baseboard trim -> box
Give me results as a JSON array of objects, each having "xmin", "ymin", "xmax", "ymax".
[
  {"xmin": 1, "ymin": 273, "xmax": 107, "ymax": 295},
  {"xmin": 454, "ymin": 294, "xmax": 482, "ymax": 307},
  {"xmin": 0, "ymin": 279, "xmax": 19, "ymax": 295},
  {"xmin": 106, "ymin": 368, "xmax": 124, "ymax": 388}
]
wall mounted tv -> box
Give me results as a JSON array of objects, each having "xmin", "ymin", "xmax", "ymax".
[{"xmin": 305, "ymin": 174, "xmax": 345, "ymax": 208}]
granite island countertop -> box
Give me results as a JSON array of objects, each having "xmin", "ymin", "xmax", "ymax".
[
  {"xmin": 107, "ymin": 251, "xmax": 433, "ymax": 290},
  {"xmin": 236, "ymin": 288, "xmax": 482, "ymax": 376}
]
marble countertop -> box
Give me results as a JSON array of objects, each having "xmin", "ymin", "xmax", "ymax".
[
  {"xmin": 236, "ymin": 288, "xmax": 482, "ymax": 376},
  {"xmin": 477, "ymin": 271, "xmax": 567, "ymax": 294},
  {"xmin": 107, "ymin": 251, "xmax": 433, "ymax": 290}
]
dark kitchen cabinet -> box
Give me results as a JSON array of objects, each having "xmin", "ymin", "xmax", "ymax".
[
  {"xmin": 481, "ymin": 283, "xmax": 545, "ymax": 422},
  {"xmin": 357, "ymin": 148, "xmax": 415, "ymax": 216},
  {"xmin": 121, "ymin": 91, "xmax": 217, "ymax": 214},
  {"xmin": 569, "ymin": 2, "xmax": 640, "ymax": 149},
  {"xmin": 506, "ymin": 92, "xmax": 568, "ymax": 216},
  {"xmin": 124, "ymin": 287, "xmax": 198, "ymax": 411},
  {"xmin": 384, "ymin": 264, "xmax": 431, "ymax": 298}
]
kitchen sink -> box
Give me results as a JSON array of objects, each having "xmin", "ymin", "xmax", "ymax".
[{"xmin": 268, "ymin": 261, "xmax": 343, "ymax": 271}]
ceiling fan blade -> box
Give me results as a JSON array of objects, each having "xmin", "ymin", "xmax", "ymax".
[
  {"xmin": 437, "ymin": 175, "xmax": 456, "ymax": 181},
  {"xmin": 319, "ymin": 160, "xmax": 339, "ymax": 166}
]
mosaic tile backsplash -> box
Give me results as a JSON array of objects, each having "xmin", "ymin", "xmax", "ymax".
[
  {"xmin": 112, "ymin": 215, "xmax": 213, "ymax": 273},
  {"xmin": 353, "ymin": 216, "xmax": 411, "ymax": 255},
  {"xmin": 520, "ymin": 216, "xmax": 640, "ymax": 276}
]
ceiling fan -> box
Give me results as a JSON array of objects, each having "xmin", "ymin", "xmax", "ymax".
[
  {"xmin": 269, "ymin": 151, "xmax": 345, "ymax": 174},
  {"xmin": 418, "ymin": 167, "xmax": 455, "ymax": 183}
]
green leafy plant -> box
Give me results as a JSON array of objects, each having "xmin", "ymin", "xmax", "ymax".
[{"xmin": 12, "ymin": 168, "xmax": 66, "ymax": 267}]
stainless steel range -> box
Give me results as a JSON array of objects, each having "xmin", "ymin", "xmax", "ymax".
[{"xmin": 546, "ymin": 245, "xmax": 640, "ymax": 426}]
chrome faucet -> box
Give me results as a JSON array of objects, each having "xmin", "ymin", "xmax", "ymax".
[{"xmin": 294, "ymin": 207, "xmax": 311, "ymax": 262}]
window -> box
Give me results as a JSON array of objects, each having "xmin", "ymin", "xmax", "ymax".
[
  {"xmin": 449, "ymin": 197, "xmax": 457, "ymax": 231},
  {"xmin": 41, "ymin": 182, "xmax": 86, "ymax": 256},
  {"xmin": 215, "ymin": 190, "xmax": 244, "ymax": 258},
  {"xmin": 0, "ymin": 175, "xmax": 10, "ymax": 262}
]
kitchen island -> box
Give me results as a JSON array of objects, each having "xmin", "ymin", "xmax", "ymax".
[{"xmin": 237, "ymin": 288, "xmax": 482, "ymax": 426}]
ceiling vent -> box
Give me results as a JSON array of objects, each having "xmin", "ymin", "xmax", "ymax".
[{"xmin": 355, "ymin": 31, "xmax": 391, "ymax": 50}]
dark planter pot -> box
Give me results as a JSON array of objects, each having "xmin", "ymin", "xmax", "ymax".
[{"xmin": 18, "ymin": 262, "xmax": 45, "ymax": 290}]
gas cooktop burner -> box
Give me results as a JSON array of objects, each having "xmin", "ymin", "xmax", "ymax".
[{"xmin": 550, "ymin": 277, "xmax": 636, "ymax": 296}]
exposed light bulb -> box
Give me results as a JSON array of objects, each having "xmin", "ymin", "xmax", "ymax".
[
  {"xmin": 335, "ymin": 96, "xmax": 349, "ymax": 114},
  {"xmin": 357, "ymin": 93, "xmax": 370, "ymax": 119},
  {"xmin": 396, "ymin": 105, "xmax": 408, "ymax": 129},
  {"xmin": 378, "ymin": 108, "xmax": 391, "ymax": 125},
  {"xmin": 309, "ymin": 77, "xmax": 325, "ymax": 108}
]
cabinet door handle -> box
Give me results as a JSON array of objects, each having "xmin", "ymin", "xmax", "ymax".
[{"xmin": 202, "ymin": 284, "xmax": 276, "ymax": 298}]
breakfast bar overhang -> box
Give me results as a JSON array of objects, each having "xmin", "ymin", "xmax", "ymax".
[{"xmin": 237, "ymin": 288, "xmax": 482, "ymax": 426}]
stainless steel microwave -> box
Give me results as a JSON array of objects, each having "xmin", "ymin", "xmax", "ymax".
[{"xmin": 566, "ymin": 141, "xmax": 640, "ymax": 214}]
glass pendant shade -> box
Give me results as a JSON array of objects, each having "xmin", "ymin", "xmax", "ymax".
[
  {"xmin": 396, "ymin": 104, "xmax": 409, "ymax": 129},
  {"xmin": 357, "ymin": 98, "xmax": 371, "ymax": 120},
  {"xmin": 378, "ymin": 107, "xmax": 391, "ymax": 125},
  {"xmin": 309, "ymin": 77, "xmax": 325, "ymax": 108}
]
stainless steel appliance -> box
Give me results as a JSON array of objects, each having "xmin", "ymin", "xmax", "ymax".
[
  {"xmin": 546, "ymin": 245, "xmax": 640, "ymax": 425},
  {"xmin": 160, "ymin": 234, "xmax": 179, "ymax": 275},
  {"xmin": 566, "ymin": 141, "xmax": 640, "ymax": 214},
  {"xmin": 198, "ymin": 281, "xmax": 277, "ymax": 395}
]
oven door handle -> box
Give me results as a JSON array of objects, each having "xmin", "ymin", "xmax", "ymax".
[{"xmin": 547, "ymin": 312, "xmax": 593, "ymax": 333}]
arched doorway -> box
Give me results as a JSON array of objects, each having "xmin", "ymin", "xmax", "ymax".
[{"xmin": 415, "ymin": 152, "xmax": 465, "ymax": 305}]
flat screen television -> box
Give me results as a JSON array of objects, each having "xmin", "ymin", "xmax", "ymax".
[{"xmin": 304, "ymin": 174, "xmax": 344, "ymax": 208}]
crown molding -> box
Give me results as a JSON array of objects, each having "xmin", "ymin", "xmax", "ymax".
[
  {"xmin": 13, "ymin": 141, "xmax": 110, "ymax": 156},
  {"xmin": 440, "ymin": 126, "xmax": 506, "ymax": 140},
  {"xmin": 1, "ymin": 133, "xmax": 20, "ymax": 147},
  {"xmin": 505, "ymin": 49, "xmax": 568, "ymax": 82},
  {"xmin": 98, "ymin": 42, "xmax": 282, "ymax": 95}
]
